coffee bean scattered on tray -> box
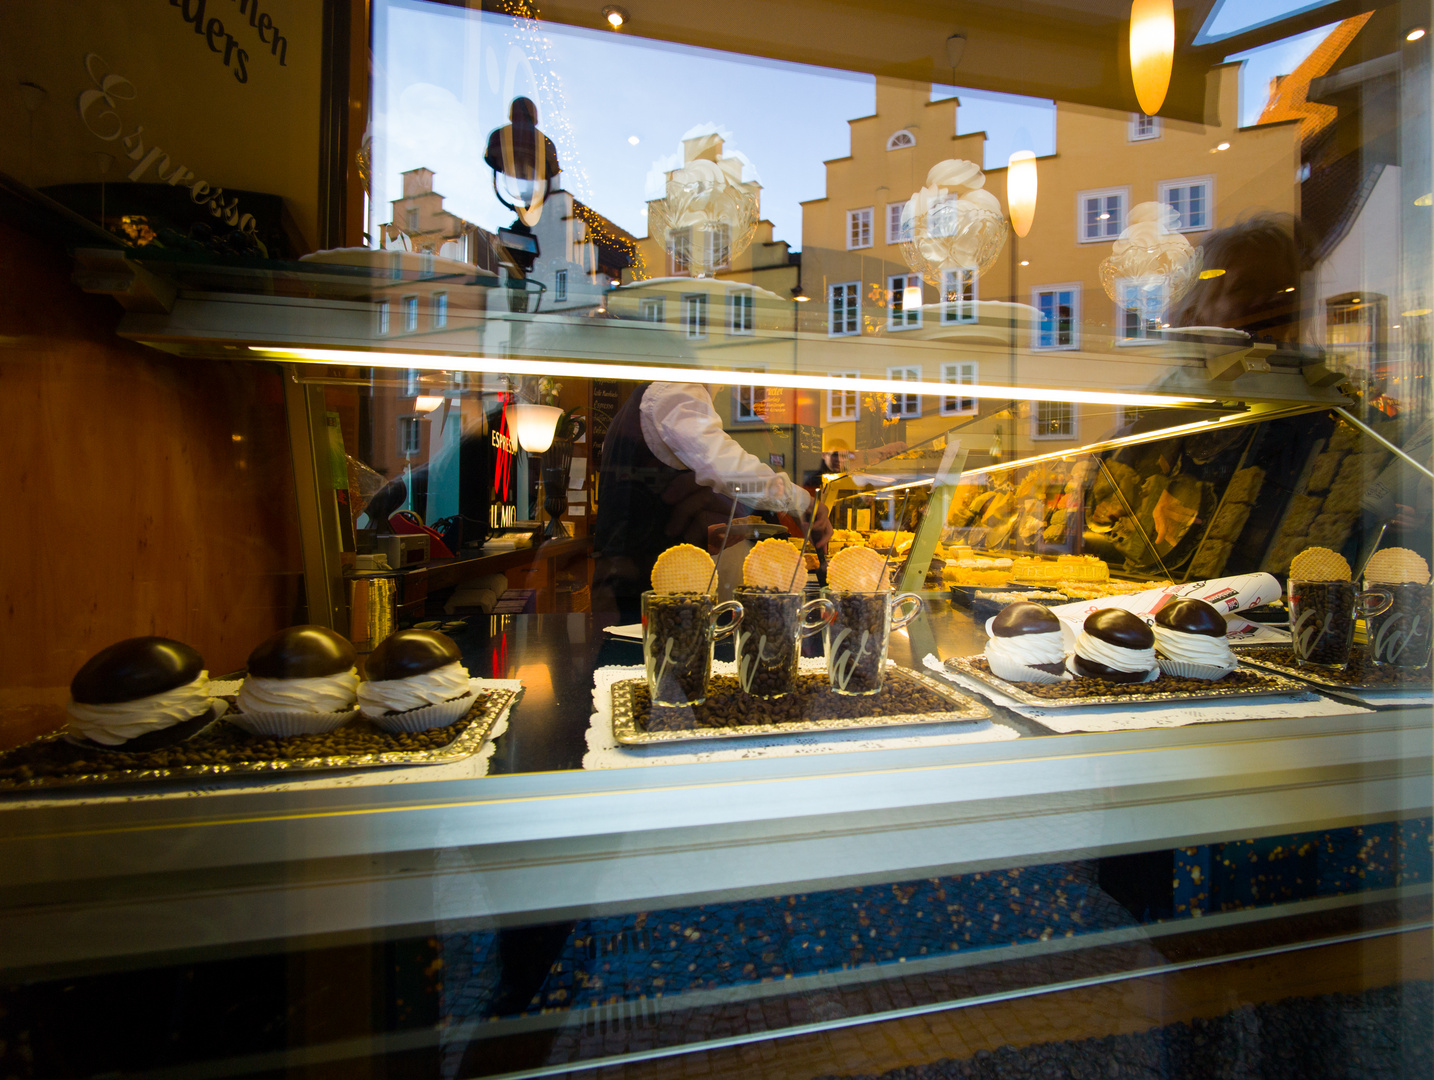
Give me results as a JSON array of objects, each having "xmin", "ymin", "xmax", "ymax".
[
  {"xmin": 968, "ymin": 657, "xmax": 1272, "ymax": 699},
  {"xmin": 0, "ymin": 694, "xmax": 492, "ymax": 784},
  {"xmin": 1241, "ymin": 646, "xmax": 1428, "ymax": 687},
  {"xmin": 635, "ymin": 673, "xmax": 949, "ymax": 732}
]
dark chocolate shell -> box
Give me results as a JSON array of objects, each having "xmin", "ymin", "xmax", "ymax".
[
  {"xmin": 247, "ymin": 625, "xmax": 357, "ymax": 679},
  {"xmin": 1154, "ymin": 598, "xmax": 1227, "ymax": 638},
  {"xmin": 364, "ymin": 629, "xmax": 462, "ymax": 682},
  {"xmin": 1082, "ymin": 608, "xmax": 1155, "ymax": 650},
  {"xmin": 1071, "ymin": 654, "xmax": 1153, "ymax": 683},
  {"xmin": 991, "ymin": 601, "xmax": 1062, "ymax": 638},
  {"xmin": 70, "ymin": 637, "xmax": 204, "ymax": 704}
]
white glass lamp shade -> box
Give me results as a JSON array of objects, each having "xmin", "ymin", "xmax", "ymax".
[
  {"xmin": 505, "ymin": 403, "xmax": 563, "ymax": 454},
  {"xmin": 647, "ymin": 157, "xmax": 759, "ymax": 277},
  {"xmin": 1130, "ymin": 0, "xmax": 1175, "ymax": 117},
  {"xmin": 1007, "ymin": 151, "xmax": 1038, "ymax": 238},
  {"xmin": 1099, "ymin": 201, "xmax": 1203, "ymax": 310},
  {"xmin": 900, "ymin": 159, "xmax": 1009, "ymax": 283}
]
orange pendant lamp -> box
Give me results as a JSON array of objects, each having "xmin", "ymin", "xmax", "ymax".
[
  {"xmin": 1129, "ymin": 0, "xmax": 1175, "ymax": 117},
  {"xmin": 1006, "ymin": 151, "xmax": 1038, "ymax": 238}
]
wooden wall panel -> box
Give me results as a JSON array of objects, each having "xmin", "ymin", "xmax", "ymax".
[{"xmin": 0, "ymin": 221, "xmax": 304, "ymax": 748}]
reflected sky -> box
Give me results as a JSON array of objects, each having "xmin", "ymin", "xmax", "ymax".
[{"xmin": 1226, "ymin": 20, "xmax": 1341, "ymax": 127}]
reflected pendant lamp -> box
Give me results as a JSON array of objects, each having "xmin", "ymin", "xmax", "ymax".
[
  {"xmin": 1130, "ymin": 0, "xmax": 1175, "ymax": 117},
  {"xmin": 504, "ymin": 403, "xmax": 562, "ymax": 454},
  {"xmin": 1006, "ymin": 151, "xmax": 1037, "ymax": 238}
]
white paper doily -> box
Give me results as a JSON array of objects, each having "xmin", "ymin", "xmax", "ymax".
[
  {"xmin": 923, "ymin": 654, "xmax": 1369, "ymax": 734},
  {"xmin": 584, "ymin": 658, "xmax": 1017, "ymax": 770}
]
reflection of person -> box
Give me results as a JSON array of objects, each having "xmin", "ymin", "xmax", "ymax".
[
  {"xmin": 1169, "ymin": 214, "xmax": 1306, "ymax": 342},
  {"xmin": 484, "ymin": 97, "xmax": 560, "ymax": 188},
  {"xmin": 594, "ymin": 383, "xmax": 832, "ymax": 617}
]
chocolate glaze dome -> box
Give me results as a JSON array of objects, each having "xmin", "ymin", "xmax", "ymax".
[
  {"xmin": 1154, "ymin": 598, "xmax": 1226, "ymax": 638},
  {"xmin": 248, "ymin": 625, "xmax": 356, "ymax": 679},
  {"xmin": 70, "ymin": 637, "xmax": 204, "ymax": 704},
  {"xmin": 364, "ymin": 629, "xmax": 462, "ymax": 682},
  {"xmin": 991, "ymin": 601, "xmax": 1062, "ymax": 637},
  {"xmin": 1083, "ymin": 608, "xmax": 1154, "ymax": 650}
]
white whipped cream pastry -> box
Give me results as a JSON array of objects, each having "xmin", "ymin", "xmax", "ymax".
[
  {"xmin": 358, "ymin": 661, "xmax": 471, "ymax": 718},
  {"xmin": 238, "ymin": 668, "xmax": 360, "ymax": 714},
  {"xmin": 67, "ymin": 673, "xmax": 215, "ymax": 746},
  {"xmin": 1153, "ymin": 626, "xmax": 1237, "ymax": 671},
  {"xmin": 985, "ymin": 631, "xmax": 1065, "ymax": 670},
  {"xmin": 1072, "ymin": 632, "xmax": 1157, "ymax": 675}
]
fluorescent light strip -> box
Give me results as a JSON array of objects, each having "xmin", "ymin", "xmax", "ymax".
[{"xmin": 252, "ymin": 347, "xmax": 1208, "ymax": 409}]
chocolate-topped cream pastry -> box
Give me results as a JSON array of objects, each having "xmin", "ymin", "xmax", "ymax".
[
  {"xmin": 1069, "ymin": 609, "xmax": 1158, "ymax": 683},
  {"xmin": 66, "ymin": 637, "xmax": 220, "ymax": 750},
  {"xmin": 359, "ymin": 629, "xmax": 473, "ymax": 731},
  {"xmin": 234, "ymin": 626, "xmax": 360, "ymax": 736},
  {"xmin": 984, "ymin": 601, "xmax": 1070, "ymax": 683},
  {"xmin": 1152, "ymin": 598, "xmax": 1236, "ymax": 680}
]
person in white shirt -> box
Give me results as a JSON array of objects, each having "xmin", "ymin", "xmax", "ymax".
[{"xmin": 594, "ymin": 382, "xmax": 832, "ymax": 616}]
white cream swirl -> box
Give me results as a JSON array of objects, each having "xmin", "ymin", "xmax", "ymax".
[
  {"xmin": 238, "ymin": 668, "xmax": 359, "ymax": 714},
  {"xmin": 1072, "ymin": 632, "xmax": 1158, "ymax": 676},
  {"xmin": 358, "ymin": 661, "xmax": 471, "ymax": 718},
  {"xmin": 986, "ymin": 631, "xmax": 1065, "ymax": 670},
  {"xmin": 1153, "ymin": 626, "xmax": 1237, "ymax": 671},
  {"xmin": 67, "ymin": 673, "xmax": 216, "ymax": 746}
]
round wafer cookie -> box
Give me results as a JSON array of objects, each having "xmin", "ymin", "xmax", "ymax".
[
  {"xmin": 652, "ymin": 544, "xmax": 716, "ymax": 594},
  {"xmin": 742, "ymin": 538, "xmax": 803, "ymax": 590},
  {"xmin": 1290, "ymin": 545, "xmax": 1351, "ymax": 582},
  {"xmin": 827, "ymin": 546, "xmax": 888, "ymax": 593},
  {"xmin": 1364, "ymin": 547, "xmax": 1431, "ymax": 585}
]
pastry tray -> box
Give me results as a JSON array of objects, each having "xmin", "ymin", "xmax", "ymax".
[
  {"xmin": 611, "ymin": 666, "xmax": 990, "ymax": 745},
  {"xmin": 0, "ymin": 687, "xmax": 518, "ymax": 792},
  {"xmin": 944, "ymin": 656, "xmax": 1308, "ymax": 709},
  {"xmin": 1234, "ymin": 646, "xmax": 1431, "ymax": 694}
]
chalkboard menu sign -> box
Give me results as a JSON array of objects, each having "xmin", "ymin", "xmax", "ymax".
[{"xmin": 591, "ymin": 380, "xmax": 621, "ymax": 462}]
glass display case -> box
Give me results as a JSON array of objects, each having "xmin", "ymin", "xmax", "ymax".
[{"xmin": 0, "ymin": 2, "xmax": 1430, "ymax": 1077}]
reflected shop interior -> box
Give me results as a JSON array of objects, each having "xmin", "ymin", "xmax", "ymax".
[{"xmin": 1, "ymin": 1, "xmax": 1433, "ymax": 1078}]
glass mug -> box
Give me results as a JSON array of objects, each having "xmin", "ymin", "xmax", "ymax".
[
  {"xmin": 733, "ymin": 587, "xmax": 836, "ymax": 700},
  {"xmin": 1363, "ymin": 582, "xmax": 1433, "ymax": 669},
  {"xmin": 823, "ymin": 591, "xmax": 923, "ymax": 695},
  {"xmin": 1287, "ymin": 580, "xmax": 1391, "ymax": 671},
  {"xmin": 642, "ymin": 591, "xmax": 743, "ymax": 707}
]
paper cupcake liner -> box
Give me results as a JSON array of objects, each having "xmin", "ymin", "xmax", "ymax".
[
  {"xmin": 986, "ymin": 650, "xmax": 1071, "ymax": 684},
  {"xmin": 228, "ymin": 706, "xmax": 358, "ymax": 737},
  {"xmin": 367, "ymin": 691, "xmax": 475, "ymax": 733},
  {"xmin": 1156, "ymin": 658, "xmax": 1237, "ymax": 681}
]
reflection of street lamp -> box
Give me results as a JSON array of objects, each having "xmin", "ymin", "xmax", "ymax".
[{"xmin": 485, "ymin": 98, "xmax": 560, "ymax": 293}]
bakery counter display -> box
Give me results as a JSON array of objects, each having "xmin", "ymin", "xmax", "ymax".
[{"xmin": 0, "ymin": 628, "xmax": 518, "ymax": 791}]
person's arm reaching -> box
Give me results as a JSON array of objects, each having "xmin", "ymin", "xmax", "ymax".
[{"xmin": 641, "ymin": 383, "xmax": 813, "ymax": 516}]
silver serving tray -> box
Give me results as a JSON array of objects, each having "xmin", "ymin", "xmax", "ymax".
[
  {"xmin": 944, "ymin": 655, "xmax": 1308, "ymax": 709},
  {"xmin": 0, "ymin": 688, "xmax": 518, "ymax": 792},
  {"xmin": 612, "ymin": 666, "xmax": 990, "ymax": 745},
  {"xmin": 1233, "ymin": 647, "xmax": 1429, "ymax": 694}
]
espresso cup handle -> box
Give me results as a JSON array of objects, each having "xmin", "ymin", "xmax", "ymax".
[
  {"xmin": 1355, "ymin": 589, "xmax": 1394, "ymax": 620},
  {"xmin": 891, "ymin": 592, "xmax": 924, "ymax": 631},
  {"xmin": 709, "ymin": 599, "xmax": 744, "ymax": 639},
  {"xmin": 798, "ymin": 597, "xmax": 837, "ymax": 636}
]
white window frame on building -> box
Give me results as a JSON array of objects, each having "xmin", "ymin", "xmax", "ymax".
[
  {"xmin": 887, "ymin": 202, "xmax": 913, "ymax": 245},
  {"xmin": 432, "ymin": 292, "xmax": 448, "ymax": 329},
  {"xmin": 940, "ymin": 361, "xmax": 978, "ymax": 417},
  {"xmin": 707, "ymin": 224, "xmax": 731, "ymax": 271},
  {"xmin": 682, "ymin": 293, "xmax": 708, "ymax": 339},
  {"xmin": 847, "ymin": 207, "xmax": 874, "ymax": 250},
  {"xmin": 406, "ymin": 205, "xmax": 419, "ymax": 231},
  {"xmin": 1031, "ymin": 284, "xmax": 1080, "ymax": 350},
  {"xmin": 886, "ymin": 365, "xmax": 921, "ymax": 419},
  {"xmin": 728, "ymin": 287, "xmax": 755, "ymax": 335},
  {"xmin": 1159, "ymin": 175, "xmax": 1214, "ymax": 232},
  {"xmin": 639, "ymin": 297, "xmax": 665, "ymax": 323},
  {"xmin": 1031, "ymin": 400, "xmax": 1076, "ymax": 441},
  {"xmin": 402, "ymin": 294, "xmax": 419, "ymax": 332},
  {"xmin": 886, "ymin": 129, "xmax": 916, "ymax": 150},
  {"xmin": 1118, "ymin": 404, "xmax": 1150, "ymax": 428},
  {"xmin": 1129, "ymin": 113, "xmax": 1161, "ymax": 141},
  {"xmin": 888, "ymin": 273, "xmax": 922, "ymax": 330},
  {"xmin": 398, "ymin": 414, "xmax": 423, "ymax": 456},
  {"xmin": 829, "ymin": 281, "xmax": 860, "ymax": 337},
  {"xmin": 1115, "ymin": 276, "xmax": 1167, "ymax": 344},
  {"xmin": 404, "ymin": 368, "xmax": 420, "ymax": 397},
  {"xmin": 554, "ymin": 269, "xmax": 567, "ymax": 302},
  {"xmin": 732, "ymin": 371, "xmax": 768, "ymax": 424},
  {"xmin": 940, "ymin": 267, "xmax": 978, "ymax": 324},
  {"xmin": 826, "ymin": 372, "xmax": 860, "ymax": 423},
  {"xmin": 376, "ymin": 299, "xmax": 391, "ymax": 336},
  {"xmin": 668, "ymin": 227, "xmax": 692, "ymax": 275},
  {"xmin": 1077, "ymin": 186, "xmax": 1130, "ymax": 243}
]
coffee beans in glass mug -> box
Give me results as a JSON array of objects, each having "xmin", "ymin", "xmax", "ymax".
[
  {"xmin": 734, "ymin": 587, "xmax": 801, "ymax": 699},
  {"xmin": 646, "ymin": 593, "xmax": 713, "ymax": 705},
  {"xmin": 1288, "ymin": 581, "xmax": 1356, "ymax": 668},
  {"xmin": 1366, "ymin": 583, "xmax": 1433, "ymax": 669},
  {"xmin": 828, "ymin": 593, "xmax": 886, "ymax": 694}
]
